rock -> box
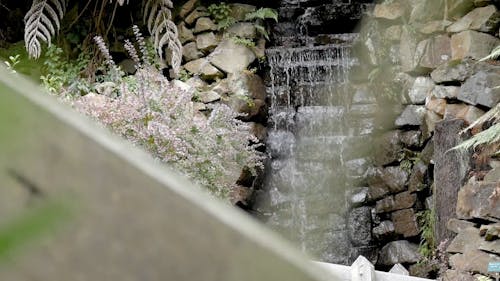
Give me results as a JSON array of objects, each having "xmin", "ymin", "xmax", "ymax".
[
  {"xmin": 426, "ymin": 97, "xmax": 447, "ymax": 116},
  {"xmin": 431, "ymin": 85, "xmax": 460, "ymax": 99},
  {"xmin": 178, "ymin": 22, "xmax": 195, "ymax": 44},
  {"xmin": 419, "ymin": 35, "xmax": 452, "ymax": 69},
  {"xmin": 374, "ymin": 131, "xmax": 403, "ymax": 166},
  {"xmin": 383, "ymin": 166, "xmax": 409, "ymax": 193},
  {"xmin": 179, "ymin": 0, "xmax": 198, "ymax": 19},
  {"xmin": 373, "ymin": 2, "xmax": 405, "ymax": 20},
  {"xmin": 378, "ymin": 241, "xmax": 422, "ymax": 265},
  {"xmin": 356, "ymin": 20, "xmax": 388, "ymax": 66},
  {"xmin": 196, "ymin": 32, "xmax": 219, "ymax": 52},
  {"xmin": 225, "ymin": 22, "xmax": 257, "ymax": 39},
  {"xmin": 373, "ymin": 221, "xmax": 396, "ymax": 240},
  {"xmin": 95, "ymin": 82, "xmax": 117, "ymax": 97},
  {"xmin": 447, "ymin": 5, "xmax": 500, "ymax": 33},
  {"xmin": 447, "ymin": 226, "xmax": 481, "ymax": 253},
  {"xmin": 399, "ymin": 26, "xmax": 423, "ymax": 72},
  {"xmin": 210, "ymin": 79, "xmax": 230, "ymax": 96},
  {"xmin": 185, "ymin": 6, "xmax": 208, "ymax": 25},
  {"xmin": 409, "ymin": 262, "xmax": 438, "ymax": 278},
  {"xmin": 347, "ymin": 187, "xmax": 370, "ymax": 207},
  {"xmin": 422, "ymin": 110, "xmax": 443, "ymax": 138},
  {"xmin": 182, "ymin": 42, "xmax": 203, "ymax": 61},
  {"xmin": 349, "ymin": 246, "xmax": 379, "ymax": 265},
  {"xmin": 458, "ymin": 71, "xmax": 500, "ymax": 108},
  {"xmin": 224, "ymin": 96, "xmax": 264, "ymax": 120},
  {"xmin": 450, "ymin": 250, "xmax": 500, "ymax": 275},
  {"xmin": 451, "ymin": 30, "xmax": 500, "ymax": 60},
  {"xmin": 183, "ymin": 58, "xmax": 223, "ymax": 80},
  {"xmin": 480, "ymin": 223, "xmax": 500, "ymax": 241},
  {"xmin": 248, "ymin": 122, "xmax": 266, "ymax": 142},
  {"xmin": 484, "ymin": 165, "xmax": 500, "ymax": 182},
  {"xmin": 420, "ymin": 20, "xmax": 453, "ymax": 34},
  {"xmin": 194, "ymin": 17, "xmax": 216, "ymax": 33},
  {"xmin": 456, "ymin": 176, "xmax": 500, "ymax": 222},
  {"xmin": 185, "ymin": 76, "xmax": 208, "ymax": 90},
  {"xmin": 352, "ymin": 86, "xmax": 376, "ymax": 104},
  {"xmin": 401, "ymin": 130, "xmax": 422, "ymax": 148},
  {"xmin": 409, "ymin": 0, "xmax": 444, "ymax": 23},
  {"xmin": 448, "ymin": 0, "xmax": 475, "ymax": 19},
  {"xmin": 385, "ymin": 25, "xmax": 402, "ymax": 41},
  {"xmin": 392, "ymin": 209, "xmax": 420, "ymax": 238},
  {"xmin": 407, "ymin": 77, "xmax": 434, "ymax": 105},
  {"xmin": 376, "ymin": 192, "xmax": 416, "ymax": 213},
  {"xmin": 227, "ymin": 71, "xmax": 266, "ymax": 100},
  {"xmin": 266, "ymin": 130, "xmax": 295, "ymax": 157},
  {"xmin": 229, "ymin": 3, "xmax": 256, "ymax": 21},
  {"xmin": 430, "ymin": 59, "xmax": 475, "ymax": 83},
  {"xmin": 408, "ymin": 161, "xmax": 428, "ymax": 192},
  {"xmin": 209, "ymin": 39, "xmax": 256, "ymax": 74},
  {"xmin": 447, "ymin": 218, "xmax": 476, "ymax": 234},
  {"xmin": 118, "ymin": 59, "xmax": 136, "ymax": 74},
  {"xmin": 425, "ymin": 196, "xmax": 433, "ymax": 210},
  {"xmin": 444, "ymin": 104, "xmax": 485, "ymax": 124},
  {"xmin": 395, "ymin": 105, "xmax": 426, "ymax": 126},
  {"xmin": 198, "ymin": 90, "xmax": 220, "ymax": 103},
  {"xmin": 420, "ymin": 139, "xmax": 434, "ymax": 164},
  {"xmin": 193, "ymin": 102, "xmax": 206, "ymax": 111},
  {"xmin": 442, "ymin": 270, "xmax": 475, "ymax": 281},
  {"xmin": 348, "ymin": 207, "xmax": 372, "ymax": 246}
]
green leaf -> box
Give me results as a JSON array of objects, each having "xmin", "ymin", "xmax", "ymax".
[
  {"xmin": 255, "ymin": 24, "xmax": 269, "ymax": 41},
  {"xmin": 245, "ymin": 8, "xmax": 278, "ymax": 22}
]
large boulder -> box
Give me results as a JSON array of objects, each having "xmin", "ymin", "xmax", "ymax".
[
  {"xmin": 450, "ymin": 251, "xmax": 500, "ymax": 275},
  {"xmin": 430, "ymin": 59, "xmax": 475, "ymax": 83},
  {"xmin": 458, "ymin": 70, "xmax": 500, "ymax": 108},
  {"xmin": 451, "ymin": 30, "xmax": 500, "ymax": 60},
  {"xmin": 447, "ymin": 5, "xmax": 500, "ymax": 33},
  {"xmin": 209, "ymin": 39, "xmax": 256, "ymax": 74},
  {"xmin": 227, "ymin": 71, "xmax": 266, "ymax": 100},
  {"xmin": 378, "ymin": 241, "xmax": 422, "ymax": 265},
  {"xmin": 395, "ymin": 105, "xmax": 426, "ymax": 126},
  {"xmin": 418, "ymin": 35, "xmax": 452, "ymax": 69}
]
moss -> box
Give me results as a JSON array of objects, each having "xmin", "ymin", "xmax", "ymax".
[{"xmin": 0, "ymin": 41, "xmax": 44, "ymax": 81}]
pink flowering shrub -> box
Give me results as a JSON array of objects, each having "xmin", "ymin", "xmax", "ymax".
[{"xmin": 63, "ymin": 34, "xmax": 264, "ymax": 199}]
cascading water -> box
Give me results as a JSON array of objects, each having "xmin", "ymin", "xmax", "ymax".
[{"xmin": 255, "ymin": 0, "xmax": 375, "ymax": 264}]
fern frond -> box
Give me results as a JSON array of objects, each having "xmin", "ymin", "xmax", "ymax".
[
  {"xmin": 144, "ymin": 0, "xmax": 182, "ymax": 75},
  {"xmin": 24, "ymin": 0, "xmax": 66, "ymax": 59},
  {"xmin": 453, "ymin": 123, "xmax": 500, "ymax": 152},
  {"xmin": 479, "ymin": 45, "xmax": 500, "ymax": 62},
  {"xmin": 244, "ymin": 8, "xmax": 278, "ymax": 22}
]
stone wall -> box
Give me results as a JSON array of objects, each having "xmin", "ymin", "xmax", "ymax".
[
  {"xmin": 350, "ymin": 0, "xmax": 500, "ymax": 279},
  {"xmin": 171, "ymin": 0, "xmax": 270, "ymax": 205}
]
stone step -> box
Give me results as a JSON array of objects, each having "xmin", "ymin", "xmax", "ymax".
[{"xmin": 267, "ymin": 84, "xmax": 350, "ymax": 107}]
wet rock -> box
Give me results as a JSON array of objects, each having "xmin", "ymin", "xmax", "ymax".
[
  {"xmin": 408, "ymin": 161, "xmax": 428, "ymax": 192},
  {"xmin": 185, "ymin": 7, "xmax": 208, "ymax": 25},
  {"xmin": 224, "ymin": 96, "xmax": 264, "ymax": 120},
  {"xmin": 345, "ymin": 158, "xmax": 370, "ymax": 178},
  {"xmin": 451, "ymin": 30, "xmax": 500, "ymax": 60},
  {"xmin": 419, "ymin": 35, "xmax": 452, "ymax": 69},
  {"xmin": 183, "ymin": 58, "xmax": 223, "ymax": 80},
  {"xmin": 352, "ymin": 86, "xmax": 376, "ymax": 104},
  {"xmin": 179, "ymin": 0, "xmax": 198, "ymax": 19},
  {"xmin": 225, "ymin": 22, "xmax": 257, "ymax": 39},
  {"xmin": 456, "ymin": 176, "xmax": 500, "ymax": 222},
  {"xmin": 348, "ymin": 207, "xmax": 372, "ymax": 246},
  {"xmin": 209, "ymin": 39, "xmax": 256, "ymax": 74},
  {"xmin": 426, "ymin": 97, "xmax": 447, "ymax": 116},
  {"xmin": 399, "ymin": 26, "xmax": 423, "ymax": 72},
  {"xmin": 395, "ymin": 105, "xmax": 426, "ymax": 127},
  {"xmin": 347, "ymin": 187, "xmax": 370, "ymax": 207},
  {"xmin": 378, "ymin": 240, "xmax": 422, "ymax": 265},
  {"xmin": 447, "ymin": 5, "xmax": 500, "ymax": 33},
  {"xmin": 409, "ymin": 0, "xmax": 444, "ymax": 23},
  {"xmin": 178, "ymin": 22, "xmax": 195, "ymax": 44},
  {"xmin": 401, "ymin": 130, "xmax": 422, "ymax": 148},
  {"xmin": 407, "ymin": 77, "xmax": 434, "ymax": 105},
  {"xmin": 383, "ymin": 166, "xmax": 409, "ymax": 193},
  {"xmin": 374, "ymin": 131, "xmax": 403, "ymax": 166},
  {"xmin": 182, "ymin": 42, "xmax": 203, "ymax": 61},
  {"xmin": 373, "ymin": 221, "xmax": 396, "ymax": 240},
  {"xmin": 420, "ymin": 20, "xmax": 453, "ymax": 34},
  {"xmin": 392, "ymin": 209, "xmax": 420, "ymax": 238},
  {"xmin": 430, "ymin": 59, "xmax": 475, "ymax": 83},
  {"xmin": 227, "ymin": 71, "xmax": 266, "ymax": 100},
  {"xmin": 431, "ymin": 85, "xmax": 460, "ymax": 99},
  {"xmin": 248, "ymin": 122, "xmax": 266, "ymax": 142},
  {"xmin": 373, "ymin": 2, "xmax": 405, "ymax": 20},
  {"xmin": 459, "ymin": 71, "xmax": 500, "ymax": 108},
  {"xmin": 196, "ymin": 32, "xmax": 219, "ymax": 52},
  {"xmin": 194, "ymin": 17, "xmax": 216, "ymax": 33}
]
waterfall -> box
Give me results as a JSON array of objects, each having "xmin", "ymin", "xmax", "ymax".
[{"xmin": 256, "ymin": 0, "xmax": 374, "ymax": 264}]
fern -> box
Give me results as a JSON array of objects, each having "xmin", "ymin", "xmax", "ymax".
[
  {"xmin": 244, "ymin": 8, "xmax": 278, "ymax": 22},
  {"xmin": 144, "ymin": 0, "xmax": 182, "ymax": 75},
  {"xmin": 24, "ymin": 0, "xmax": 66, "ymax": 59},
  {"xmin": 479, "ymin": 45, "xmax": 500, "ymax": 62}
]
